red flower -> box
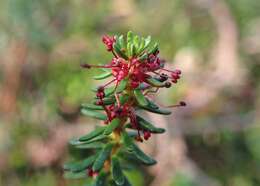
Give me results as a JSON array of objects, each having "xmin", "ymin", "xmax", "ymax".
[
  {"xmin": 66, "ymin": 32, "xmax": 187, "ymax": 186},
  {"xmin": 81, "ymin": 33, "xmax": 186, "ymax": 141},
  {"xmin": 102, "ymin": 35, "xmax": 116, "ymax": 51}
]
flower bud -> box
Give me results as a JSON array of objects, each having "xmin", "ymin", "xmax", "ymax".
[
  {"xmin": 102, "ymin": 35, "xmax": 116, "ymax": 51},
  {"xmin": 143, "ymin": 131, "xmax": 151, "ymax": 140},
  {"xmin": 175, "ymin": 69, "xmax": 181, "ymax": 74},
  {"xmin": 131, "ymin": 81, "xmax": 139, "ymax": 88},
  {"xmin": 171, "ymin": 72, "xmax": 180, "ymax": 80}
]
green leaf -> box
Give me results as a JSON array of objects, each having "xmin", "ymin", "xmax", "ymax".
[
  {"xmin": 133, "ymin": 35, "xmax": 139, "ymax": 48},
  {"xmin": 127, "ymin": 43, "xmax": 134, "ymax": 57},
  {"xmin": 127, "ymin": 31, "xmax": 133, "ymax": 44},
  {"xmin": 93, "ymin": 97, "xmax": 115, "ymax": 105},
  {"xmin": 82, "ymin": 103, "xmax": 104, "ymax": 110},
  {"xmin": 146, "ymin": 77, "xmax": 165, "ymax": 87},
  {"xmin": 101, "ymin": 68, "xmax": 110, "ymax": 72},
  {"xmin": 92, "ymin": 172, "xmax": 107, "ymax": 186},
  {"xmin": 140, "ymin": 105, "xmax": 172, "ymax": 115},
  {"xmin": 85, "ymin": 135, "xmax": 108, "ymax": 144},
  {"xmin": 70, "ymin": 135, "xmax": 107, "ymax": 146},
  {"xmin": 114, "ymin": 42, "xmax": 128, "ymax": 60},
  {"xmin": 109, "ymin": 182, "xmax": 118, "ymax": 186},
  {"xmin": 126, "ymin": 43, "xmax": 131, "ymax": 57},
  {"xmin": 92, "ymin": 143, "xmax": 114, "ymax": 171},
  {"xmin": 93, "ymin": 93, "xmax": 128, "ymax": 106},
  {"xmin": 122, "ymin": 177, "xmax": 132, "ymax": 186},
  {"xmin": 81, "ymin": 108, "xmax": 107, "ymax": 120},
  {"xmin": 137, "ymin": 38, "xmax": 145, "ymax": 53},
  {"xmin": 148, "ymin": 43, "xmax": 158, "ymax": 54},
  {"xmin": 132, "ymin": 45, "xmax": 137, "ymax": 57},
  {"xmin": 110, "ymin": 177, "xmax": 132, "ymax": 186},
  {"xmin": 69, "ymin": 138, "xmax": 84, "ymax": 146},
  {"xmin": 131, "ymin": 144, "xmax": 157, "ymax": 165},
  {"xmin": 104, "ymin": 118, "xmax": 121, "ymax": 135},
  {"xmin": 95, "ymin": 87, "xmax": 115, "ymax": 97},
  {"xmin": 138, "ymin": 53, "xmax": 148, "ymax": 61},
  {"xmin": 112, "ymin": 156, "xmax": 125, "ymax": 185},
  {"xmin": 136, "ymin": 116, "xmax": 165, "ymax": 133},
  {"xmin": 127, "ymin": 131, "xmax": 138, "ymax": 138},
  {"xmin": 92, "ymin": 86, "xmax": 114, "ymax": 97},
  {"xmin": 133, "ymin": 35, "xmax": 139, "ymax": 55},
  {"xmin": 118, "ymin": 35, "xmax": 125, "ymax": 49},
  {"xmin": 138, "ymin": 83, "xmax": 148, "ymax": 90},
  {"xmin": 146, "ymin": 99, "xmax": 159, "ymax": 109},
  {"xmin": 105, "ymin": 87, "xmax": 116, "ymax": 96},
  {"xmin": 93, "ymin": 81, "xmax": 126, "ymax": 97},
  {"xmin": 79, "ymin": 127, "xmax": 106, "ymax": 141},
  {"xmin": 93, "ymin": 72, "xmax": 112, "ymax": 80},
  {"xmin": 93, "ymin": 79, "xmax": 127, "ymax": 98},
  {"xmin": 122, "ymin": 131, "xmax": 134, "ymax": 151},
  {"xmin": 124, "ymin": 123, "xmax": 132, "ymax": 129},
  {"xmin": 64, "ymin": 171, "xmax": 86, "ymax": 179},
  {"xmin": 144, "ymin": 36, "xmax": 151, "ymax": 49},
  {"xmin": 75, "ymin": 142, "xmax": 104, "ymax": 149},
  {"xmin": 134, "ymin": 89, "xmax": 148, "ymax": 106},
  {"xmin": 119, "ymin": 94, "xmax": 130, "ymax": 105},
  {"xmin": 64, "ymin": 155, "xmax": 96, "ymax": 172},
  {"xmin": 116, "ymin": 79, "xmax": 128, "ymax": 93}
]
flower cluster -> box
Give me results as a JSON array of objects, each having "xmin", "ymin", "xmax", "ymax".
[{"xmin": 65, "ymin": 31, "xmax": 185, "ymax": 185}]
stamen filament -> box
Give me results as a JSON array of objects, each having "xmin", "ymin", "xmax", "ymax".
[
  {"xmin": 81, "ymin": 63, "xmax": 118, "ymax": 69},
  {"xmin": 166, "ymin": 101, "xmax": 187, "ymax": 108},
  {"xmin": 103, "ymin": 78, "xmax": 117, "ymax": 88},
  {"xmin": 112, "ymin": 50, "xmax": 118, "ymax": 58},
  {"xmin": 161, "ymin": 68, "xmax": 174, "ymax": 73},
  {"xmin": 114, "ymin": 93, "xmax": 121, "ymax": 107}
]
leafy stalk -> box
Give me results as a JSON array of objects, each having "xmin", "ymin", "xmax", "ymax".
[{"xmin": 64, "ymin": 31, "xmax": 185, "ymax": 186}]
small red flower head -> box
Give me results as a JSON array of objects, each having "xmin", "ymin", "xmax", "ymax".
[
  {"xmin": 102, "ymin": 35, "xmax": 116, "ymax": 51},
  {"xmin": 96, "ymin": 86, "xmax": 105, "ymax": 99}
]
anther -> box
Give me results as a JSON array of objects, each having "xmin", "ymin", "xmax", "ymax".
[
  {"xmin": 80, "ymin": 63, "xmax": 91, "ymax": 69},
  {"xmin": 164, "ymin": 82, "xmax": 172, "ymax": 88},
  {"xmin": 179, "ymin": 101, "xmax": 186, "ymax": 106}
]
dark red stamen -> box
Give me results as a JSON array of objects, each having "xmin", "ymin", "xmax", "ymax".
[{"xmin": 166, "ymin": 101, "xmax": 187, "ymax": 108}]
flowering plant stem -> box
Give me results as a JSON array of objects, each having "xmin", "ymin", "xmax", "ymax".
[{"xmin": 64, "ymin": 31, "xmax": 185, "ymax": 186}]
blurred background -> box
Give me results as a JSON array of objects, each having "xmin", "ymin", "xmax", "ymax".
[{"xmin": 0, "ymin": 0, "xmax": 260, "ymax": 185}]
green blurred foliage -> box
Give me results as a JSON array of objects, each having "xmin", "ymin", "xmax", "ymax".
[{"xmin": 171, "ymin": 173, "xmax": 197, "ymax": 186}]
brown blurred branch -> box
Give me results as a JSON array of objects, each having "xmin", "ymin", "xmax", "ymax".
[
  {"xmin": 0, "ymin": 40, "xmax": 28, "ymax": 118},
  {"xmin": 26, "ymin": 121, "xmax": 95, "ymax": 168}
]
